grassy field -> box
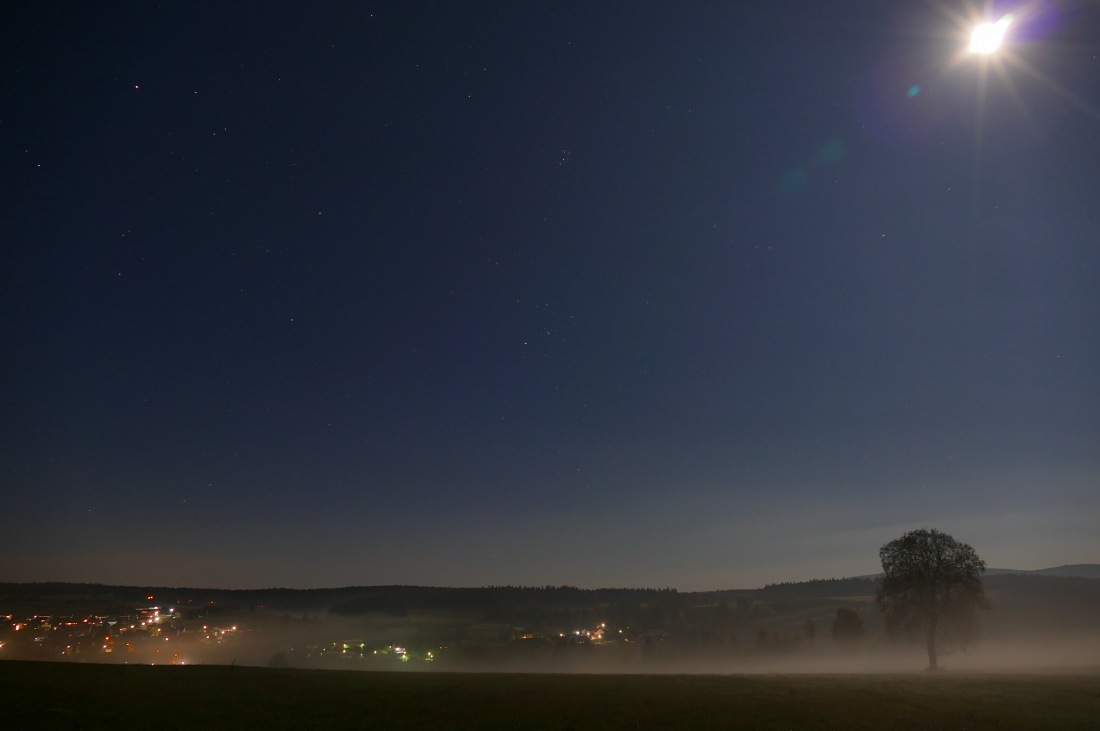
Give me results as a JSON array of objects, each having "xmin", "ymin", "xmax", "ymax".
[{"xmin": 1, "ymin": 661, "xmax": 1098, "ymax": 730}]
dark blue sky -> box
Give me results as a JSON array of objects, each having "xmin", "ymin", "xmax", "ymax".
[{"xmin": 3, "ymin": 1, "xmax": 1098, "ymax": 589}]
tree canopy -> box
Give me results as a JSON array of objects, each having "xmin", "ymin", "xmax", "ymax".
[{"xmin": 875, "ymin": 527, "xmax": 987, "ymax": 670}]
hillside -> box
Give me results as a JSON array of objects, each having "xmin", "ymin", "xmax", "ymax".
[{"xmin": 1, "ymin": 565, "xmax": 1097, "ymax": 620}]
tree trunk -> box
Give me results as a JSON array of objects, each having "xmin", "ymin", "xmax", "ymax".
[{"xmin": 926, "ymin": 616, "xmax": 939, "ymax": 671}]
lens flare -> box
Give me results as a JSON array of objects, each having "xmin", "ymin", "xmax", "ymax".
[{"xmin": 969, "ymin": 15, "xmax": 1013, "ymax": 54}]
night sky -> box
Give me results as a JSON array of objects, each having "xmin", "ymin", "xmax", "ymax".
[{"xmin": 4, "ymin": 1, "xmax": 1098, "ymax": 591}]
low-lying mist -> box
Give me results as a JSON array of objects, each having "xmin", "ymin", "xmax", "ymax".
[
  {"xmin": 5, "ymin": 574, "xmax": 1096, "ymax": 676},
  {"xmin": 124, "ymin": 611, "xmax": 1100, "ymax": 676}
]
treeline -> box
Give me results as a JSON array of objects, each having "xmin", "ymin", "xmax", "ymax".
[
  {"xmin": 756, "ymin": 577, "xmax": 880, "ymax": 602},
  {"xmin": 328, "ymin": 586, "xmax": 684, "ymax": 617}
]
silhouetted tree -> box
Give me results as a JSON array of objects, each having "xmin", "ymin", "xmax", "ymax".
[
  {"xmin": 876, "ymin": 527, "xmax": 987, "ymax": 670},
  {"xmin": 803, "ymin": 617, "xmax": 816, "ymax": 643},
  {"xmin": 830, "ymin": 608, "xmax": 864, "ymax": 642}
]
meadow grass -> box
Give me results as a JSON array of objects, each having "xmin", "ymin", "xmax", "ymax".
[{"xmin": 1, "ymin": 660, "xmax": 1098, "ymax": 730}]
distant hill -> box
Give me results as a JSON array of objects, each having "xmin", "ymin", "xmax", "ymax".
[
  {"xmin": 1, "ymin": 565, "xmax": 1094, "ymax": 619},
  {"xmin": 985, "ymin": 564, "xmax": 1100, "ymax": 579},
  {"xmin": 856, "ymin": 564, "xmax": 1100, "ymax": 581}
]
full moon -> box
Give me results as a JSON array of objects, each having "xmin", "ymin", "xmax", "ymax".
[{"xmin": 969, "ymin": 15, "xmax": 1013, "ymax": 54}]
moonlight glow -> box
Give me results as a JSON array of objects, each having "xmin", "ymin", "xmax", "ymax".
[{"xmin": 969, "ymin": 15, "xmax": 1013, "ymax": 54}]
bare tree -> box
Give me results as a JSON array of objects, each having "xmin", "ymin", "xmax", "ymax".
[{"xmin": 876, "ymin": 528, "xmax": 987, "ymax": 670}]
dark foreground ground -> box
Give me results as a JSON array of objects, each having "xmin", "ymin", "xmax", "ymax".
[{"xmin": 2, "ymin": 661, "xmax": 1098, "ymax": 730}]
